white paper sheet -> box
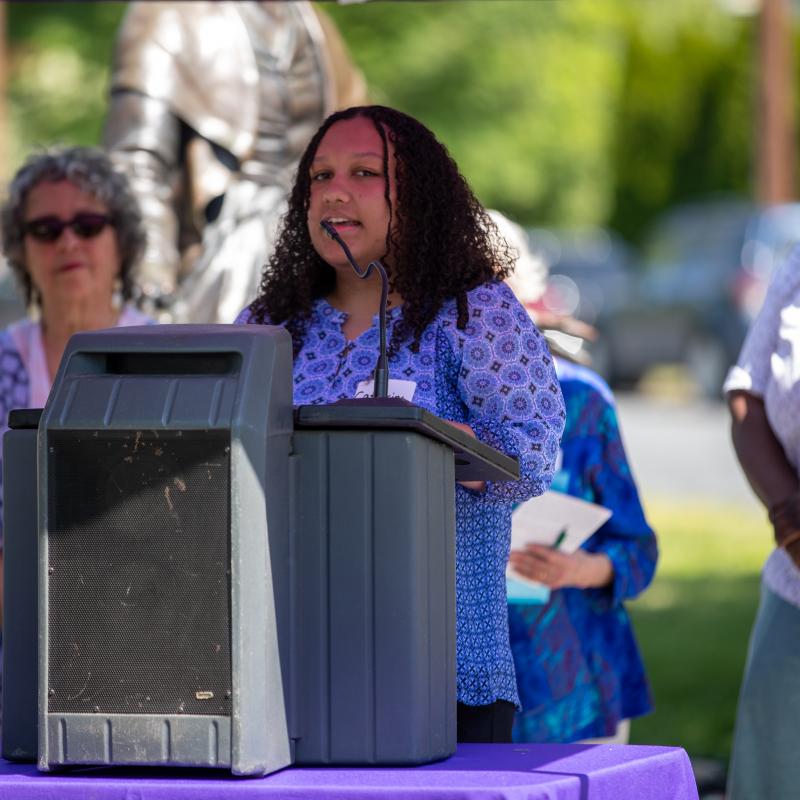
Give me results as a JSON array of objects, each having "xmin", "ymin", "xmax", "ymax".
[{"xmin": 506, "ymin": 490, "xmax": 612, "ymax": 604}]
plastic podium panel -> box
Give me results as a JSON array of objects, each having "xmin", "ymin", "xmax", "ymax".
[{"xmin": 291, "ymin": 427, "xmax": 457, "ymax": 765}]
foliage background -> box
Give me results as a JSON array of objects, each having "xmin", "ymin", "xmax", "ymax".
[{"xmin": 4, "ymin": 0, "xmax": 781, "ymax": 245}]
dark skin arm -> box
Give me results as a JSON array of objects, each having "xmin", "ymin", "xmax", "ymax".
[{"xmin": 729, "ymin": 389, "xmax": 800, "ymax": 564}]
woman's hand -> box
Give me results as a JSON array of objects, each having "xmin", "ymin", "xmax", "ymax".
[
  {"xmin": 768, "ymin": 490, "xmax": 800, "ymax": 568},
  {"xmin": 445, "ymin": 420, "xmax": 486, "ymax": 492},
  {"xmin": 785, "ymin": 539, "xmax": 800, "ymax": 569},
  {"xmin": 508, "ymin": 543, "xmax": 614, "ymax": 590}
]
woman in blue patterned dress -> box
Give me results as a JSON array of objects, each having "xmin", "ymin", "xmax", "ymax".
[
  {"xmin": 507, "ymin": 357, "xmax": 657, "ymax": 743},
  {"xmin": 236, "ymin": 105, "xmax": 565, "ymax": 742}
]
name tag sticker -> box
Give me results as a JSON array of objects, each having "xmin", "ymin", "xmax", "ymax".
[{"xmin": 355, "ymin": 378, "xmax": 417, "ymax": 401}]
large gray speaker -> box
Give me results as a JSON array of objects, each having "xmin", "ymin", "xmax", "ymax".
[{"xmin": 36, "ymin": 325, "xmax": 293, "ymax": 775}]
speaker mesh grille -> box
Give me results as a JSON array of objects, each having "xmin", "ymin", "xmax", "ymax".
[{"xmin": 47, "ymin": 430, "xmax": 232, "ymax": 716}]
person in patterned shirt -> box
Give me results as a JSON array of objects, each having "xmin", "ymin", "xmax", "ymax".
[{"xmin": 236, "ymin": 104, "xmax": 565, "ymax": 742}]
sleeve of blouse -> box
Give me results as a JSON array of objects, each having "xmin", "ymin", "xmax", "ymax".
[
  {"xmin": 233, "ymin": 306, "xmax": 253, "ymax": 325},
  {"xmin": 580, "ymin": 396, "xmax": 658, "ymax": 610},
  {"xmin": 724, "ymin": 245, "xmax": 800, "ymax": 397},
  {"xmin": 442, "ymin": 282, "xmax": 566, "ymax": 502}
]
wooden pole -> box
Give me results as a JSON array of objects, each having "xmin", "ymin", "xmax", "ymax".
[{"xmin": 756, "ymin": 0, "xmax": 796, "ymax": 203}]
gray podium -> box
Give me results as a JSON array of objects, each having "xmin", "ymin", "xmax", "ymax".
[{"xmin": 1, "ymin": 325, "xmax": 518, "ymax": 775}]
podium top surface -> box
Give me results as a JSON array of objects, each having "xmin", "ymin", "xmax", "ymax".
[{"xmin": 295, "ymin": 399, "xmax": 519, "ymax": 483}]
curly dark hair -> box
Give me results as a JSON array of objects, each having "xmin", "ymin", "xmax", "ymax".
[
  {"xmin": 248, "ymin": 105, "xmax": 516, "ymax": 354},
  {"xmin": 0, "ymin": 145, "xmax": 146, "ymax": 307}
]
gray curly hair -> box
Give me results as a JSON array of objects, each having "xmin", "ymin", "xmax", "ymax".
[{"xmin": 0, "ymin": 146, "xmax": 146, "ymax": 306}]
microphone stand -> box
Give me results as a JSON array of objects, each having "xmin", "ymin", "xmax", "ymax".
[{"xmin": 320, "ymin": 221, "xmax": 389, "ymax": 398}]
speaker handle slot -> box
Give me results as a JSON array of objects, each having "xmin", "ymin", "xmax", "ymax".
[{"xmin": 70, "ymin": 352, "xmax": 241, "ymax": 377}]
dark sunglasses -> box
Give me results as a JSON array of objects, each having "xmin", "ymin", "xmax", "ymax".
[{"xmin": 22, "ymin": 213, "xmax": 114, "ymax": 243}]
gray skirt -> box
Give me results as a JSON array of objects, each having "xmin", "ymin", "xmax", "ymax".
[{"xmin": 728, "ymin": 581, "xmax": 800, "ymax": 800}]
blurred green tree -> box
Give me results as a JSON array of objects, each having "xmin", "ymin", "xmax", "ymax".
[
  {"xmin": 6, "ymin": 2, "xmax": 123, "ymax": 171},
  {"xmin": 327, "ymin": 0, "xmax": 628, "ymax": 229},
  {"xmin": 2, "ymin": 1, "xmax": 769, "ymax": 245},
  {"xmin": 327, "ymin": 0, "xmax": 756, "ymax": 242},
  {"xmin": 607, "ymin": 2, "xmax": 754, "ymax": 243}
]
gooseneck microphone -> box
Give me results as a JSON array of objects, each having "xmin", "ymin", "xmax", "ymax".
[{"xmin": 320, "ymin": 220, "xmax": 389, "ymax": 398}]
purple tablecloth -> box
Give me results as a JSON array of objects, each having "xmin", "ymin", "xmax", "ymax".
[{"xmin": 0, "ymin": 743, "xmax": 698, "ymax": 799}]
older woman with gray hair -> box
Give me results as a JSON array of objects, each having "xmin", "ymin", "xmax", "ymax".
[
  {"xmin": 0, "ymin": 146, "xmax": 150, "ymax": 407},
  {"xmin": 0, "ymin": 146, "xmax": 151, "ymax": 606}
]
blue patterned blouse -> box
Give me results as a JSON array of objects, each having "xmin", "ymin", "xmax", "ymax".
[
  {"xmin": 236, "ymin": 280, "xmax": 565, "ymax": 707},
  {"xmin": 508, "ymin": 358, "xmax": 657, "ymax": 741}
]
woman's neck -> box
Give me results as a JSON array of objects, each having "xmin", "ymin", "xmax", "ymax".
[{"xmin": 326, "ymin": 270, "xmax": 402, "ymax": 341}]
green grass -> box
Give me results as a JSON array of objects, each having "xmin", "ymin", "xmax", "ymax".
[{"xmin": 628, "ymin": 499, "xmax": 772, "ymax": 761}]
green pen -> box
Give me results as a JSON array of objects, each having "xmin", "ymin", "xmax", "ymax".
[{"xmin": 552, "ymin": 528, "xmax": 567, "ymax": 550}]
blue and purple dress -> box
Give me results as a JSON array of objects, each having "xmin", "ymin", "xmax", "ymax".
[{"xmin": 509, "ymin": 358, "xmax": 657, "ymax": 741}]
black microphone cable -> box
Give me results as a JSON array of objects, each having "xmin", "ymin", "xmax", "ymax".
[{"xmin": 320, "ymin": 220, "xmax": 389, "ymax": 398}]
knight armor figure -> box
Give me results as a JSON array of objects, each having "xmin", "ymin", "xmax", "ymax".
[{"xmin": 103, "ymin": 1, "xmax": 367, "ymax": 323}]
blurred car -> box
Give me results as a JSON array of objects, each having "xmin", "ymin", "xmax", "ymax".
[
  {"xmin": 527, "ymin": 226, "xmax": 636, "ymax": 326},
  {"xmin": 590, "ymin": 199, "xmax": 800, "ymax": 398}
]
